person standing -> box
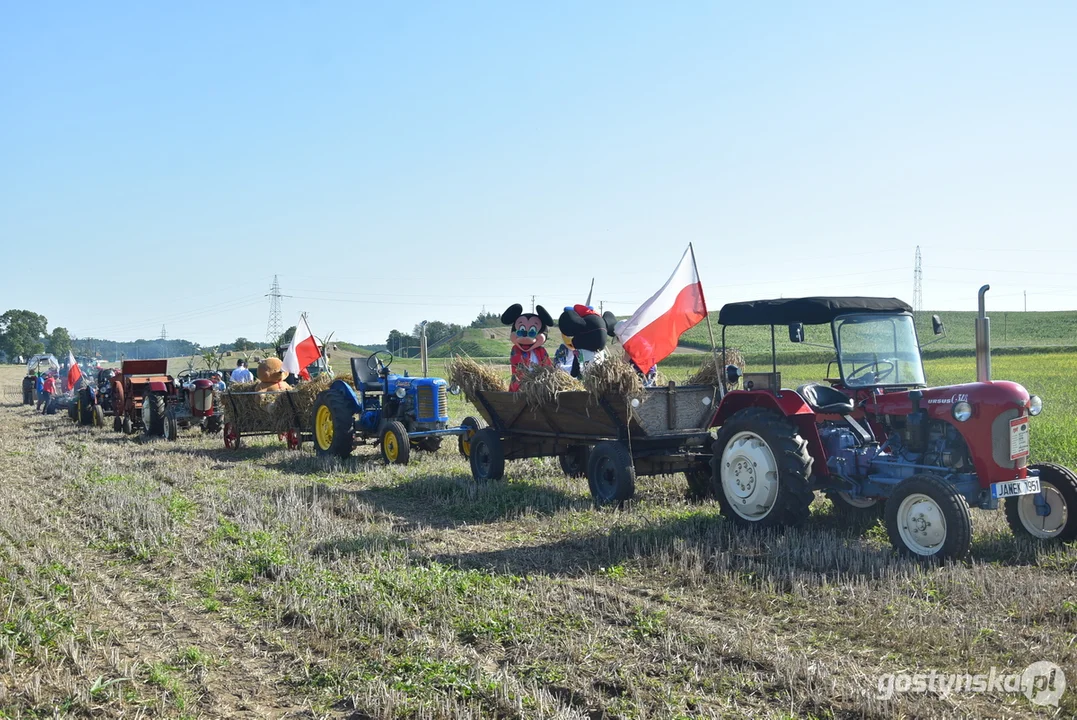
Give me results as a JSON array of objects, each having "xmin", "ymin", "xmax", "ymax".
[
  {"xmin": 41, "ymin": 373, "xmax": 56, "ymax": 415},
  {"xmin": 230, "ymin": 359, "xmax": 252, "ymax": 383},
  {"xmin": 35, "ymin": 373, "xmax": 45, "ymax": 410}
]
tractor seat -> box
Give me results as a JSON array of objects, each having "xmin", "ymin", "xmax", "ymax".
[
  {"xmin": 797, "ymin": 383, "xmax": 856, "ymax": 415},
  {"xmin": 350, "ymin": 357, "xmax": 384, "ymax": 390}
]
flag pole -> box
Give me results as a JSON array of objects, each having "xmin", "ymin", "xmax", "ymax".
[{"xmin": 688, "ymin": 243, "xmax": 724, "ymax": 400}]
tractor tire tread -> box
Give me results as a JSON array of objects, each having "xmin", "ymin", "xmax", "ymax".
[
  {"xmin": 711, "ymin": 407, "xmax": 814, "ymax": 528},
  {"xmin": 1005, "ymin": 462, "xmax": 1077, "ymax": 543},
  {"xmin": 587, "ymin": 440, "xmax": 636, "ymax": 506},
  {"xmin": 885, "ymin": 473, "xmax": 972, "ymax": 561},
  {"xmin": 313, "ymin": 389, "xmax": 355, "ymax": 458}
]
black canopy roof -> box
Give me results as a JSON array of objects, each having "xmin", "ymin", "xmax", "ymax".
[{"xmin": 718, "ymin": 297, "xmax": 913, "ymax": 326}]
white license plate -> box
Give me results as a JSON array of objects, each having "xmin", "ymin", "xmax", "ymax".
[
  {"xmin": 1010, "ymin": 416, "xmax": 1030, "ymax": 460},
  {"xmin": 991, "ymin": 478, "xmax": 1040, "ymax": 499}
]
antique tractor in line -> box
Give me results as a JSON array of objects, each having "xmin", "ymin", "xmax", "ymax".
[
  {"xmin": 70, "ymin": 368, "xmax": 120, "ymax": 427},
  {"xmin": 112, "ymin": 360, "xmax": 174, "ymax": 435},
  {"xmin": 312, "ymin": 351, "xmax": 479, "ymax": 465},
  {"xmin": 698, "ymin": 287, "xmax": 1075, "ymax": 560}
]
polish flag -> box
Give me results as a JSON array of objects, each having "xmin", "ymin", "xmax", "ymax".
[
  {"xmin": 282, "ymin": 316, "xmax": 322, "ymax": 378},
  {"xmin": 66, "ymin": 351, "xmax": 83, "ymax": 389},
  {"xmin": 616, "ymin": 245, "xmax": 708, "ymax": 371}
]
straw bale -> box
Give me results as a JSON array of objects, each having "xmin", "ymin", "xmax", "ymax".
[
  {"xmin": 686, "ymin": 348, "xmax": 745, "ymax": 387},
  {"xmin": 517, "ymin": 364, "xmax": 583, "ymax": 408},
  {"xmin": 446, "ymin": 355, "xmax": 507, "ymax": 401}
]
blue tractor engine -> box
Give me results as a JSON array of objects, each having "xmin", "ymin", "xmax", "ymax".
[{"xmin": 819, "ymin": 411, "xmax": 973, "ymax": 486}]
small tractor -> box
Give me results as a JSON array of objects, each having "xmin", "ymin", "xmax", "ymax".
[
  {"xmin": 311, "ymin": 351, "xmax": 480, "ymax": 465},
  {"xmin": 703, "ymin": 286, "xmax": 1076, "ymax": 560},
  {"xmin": 70, "ymin": 368, "xmax": 121, "ymax": 428},
  {"xmin": 169, "ymin": 369, "xmax": 223, "ymax": 436}
]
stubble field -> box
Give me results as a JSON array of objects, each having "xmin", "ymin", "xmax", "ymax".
[{"xmin": 0, "ymin": 353, "xmax": 1075, "ymax": 719}]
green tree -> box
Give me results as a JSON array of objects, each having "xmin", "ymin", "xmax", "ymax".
[
  {"xmin": 413, "ymin": 321, "xmax": 461, "ymax": 345},
  {"xmin": 0, "ymin": 310, "xmax": 48, "ymax": 359},
  {"xmin": 47, "ymin": 327, "xmax": 72, "ymax": 357},
  {"xmin": 276, "ymin": 326, "xmax": 296, "ymax": 349},
  {"xmin": 470, "ymin": 311, "xmax": 502, "ymax": 329},
  {"xmin": 233, "ymin": 337, "xmax": 257, "ymax": 351}
]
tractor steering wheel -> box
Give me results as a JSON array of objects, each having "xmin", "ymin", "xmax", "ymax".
[
  {"xmin": 367, "ymin": 350, "xmax": 394, "ymax": 375},
  {"xmin": 848, "ymin": 359, "xmax": 895, "ymax": 385}
]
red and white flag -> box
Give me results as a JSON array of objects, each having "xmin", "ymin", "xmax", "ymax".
[
  {"xmin": 282, "ymin": 315, "xmax": 322, "ymax": 379},
  {"xmin": 66, "ymin": 351, "xmax": 82, "ymax": 389},
  {"xmin": 616, "ymin": 245, "xmax": 708, "ymax": 371}
]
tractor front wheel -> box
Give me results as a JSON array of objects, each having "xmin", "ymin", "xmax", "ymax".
[
  {"xmin": 587, "ymin": 441, "xmax": 636, "ymax": 507},
  {"xmin": 92, "ymin": 405, "xmax": 105, "ymax": 428},
  {"xmin": 113, "ymin": 414, "xmax": 123, "ymax": 432},
  {"xmin": 1006, "ymin": 463, "xmax": 1077, "ymax": 543},
  {"xmin": 457, "ymin": 416, "xmax": 486, "ymax": 459},
  {"xmin": 380, "ymin": 421, "xmax": 411, "ymax": 465},
  {"xmin": 885, "ymin": 474, "xmax": 972, "ymax": 561},
  {"xmin": 469, "ymin": 429, "xmax": 504, "ymax": 481},
  {"xmin": 78, "ymin": 390, "xmax": 95, "ymax": 426},
  {"xmin": 122, "ymin": 415, "xmax": 134, "ymax": 435},
  {"xmin": 558, "ymin": 445, "xmax": 591, "ymax": 479},
  {"xmin": 162, "ymin": 410, "xmax": 179, "ymax": 441},
  {"xmin": 711, "ymin": 408, "xmax": 814, "ymax": 529},
  {"xmin": 312, "ymin": 390, "xmax": 354, "ymax": 458}
]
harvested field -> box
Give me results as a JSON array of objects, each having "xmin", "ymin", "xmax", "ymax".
[{"xmin": 0, "ymin": 355, "xmax": 1075, "ymax": 718}]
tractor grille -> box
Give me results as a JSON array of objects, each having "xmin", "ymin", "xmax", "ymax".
[{"xmin": 417, "ymin": 385, "xmax": 448, "ymax": 420}]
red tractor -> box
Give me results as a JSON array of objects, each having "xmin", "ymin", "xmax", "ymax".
[
  {"xmin": 112, "ymin": 360, "xmax": 174, "ymax": 435},
  {"xmin": 704, "ymin": 286, "xmax": 1074, "ymax": 560},
  {"xmin": 168, "ymin": 369, "xmax": 223, "ymax": 438}
]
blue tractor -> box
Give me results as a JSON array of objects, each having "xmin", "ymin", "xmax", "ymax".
[{"xmin": 311, "ymin": 350, "xmax": 484, "ymax": 464}]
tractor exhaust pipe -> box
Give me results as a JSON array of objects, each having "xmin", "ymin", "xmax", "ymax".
[
  {"xmin": 419, "ymin": 321, "xmax": 429, "ymax": 377},
  {"xmin": 975, "ymin": 284, "xmax": 991, "ymax": 382}
]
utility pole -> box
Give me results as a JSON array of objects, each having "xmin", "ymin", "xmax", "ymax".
[
  {"xmin": 265, "ymin": 275, "xmax": 284, "ymax": 346},
  {"xmin": 599, "ymin": 300, "xmax": 604, "ymax": 314},
  {"xmin": 1024, "ymin": 290, "xmax": 1027, "ymax": 312},
  {"xmin": 159, "ymin": 325, "xmax": 169, "ymax": 358},
  {"xmin": 531, "ymin": 295, "xmax": 536, "ymax": 313}
]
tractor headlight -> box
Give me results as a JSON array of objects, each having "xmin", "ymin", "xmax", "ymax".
[
  {"xmin": 395, "ymin": 387, "xmax": 407, "ymax": 399},
  {"xmin": 953, "ymin": 401, "xmax": 973, "ymax": 422},
  {"xmin": 1028, "ymin": 395, "xmax": 1043, "ymax": 416},
  {"xmin": 448, "ymin": 384, "xmax": 461, "ymax": 396}
]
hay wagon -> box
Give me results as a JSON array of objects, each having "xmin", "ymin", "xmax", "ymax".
[
  {"xmin": 465, "ymin": 383, "xmax": 719, "ymax": 504},
  {"xmin": 221, "ymin": 388, "xmax": 309, "ymax": 450}
]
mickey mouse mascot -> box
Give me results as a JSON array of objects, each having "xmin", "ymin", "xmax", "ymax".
[
  {"xmin": 502, "ymin": 303, "xmax": 555, "ymax": 391},
  {"xmin": 557, "ymin": 304, "xmax": 617, "ymax": 379}
]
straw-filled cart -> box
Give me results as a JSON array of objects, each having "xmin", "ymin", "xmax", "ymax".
[
  {"xmin": 220, "ymin": 385, "xmax": 313, "ymax": 450},
  {"xmin": 465, "ymin": 383, "xmax": 719, "ymax": 505}
]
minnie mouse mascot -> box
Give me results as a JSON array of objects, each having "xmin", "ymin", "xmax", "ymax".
[{"xmin": 502, "ymin": 303, "xmax": 555, "ymax": 391}]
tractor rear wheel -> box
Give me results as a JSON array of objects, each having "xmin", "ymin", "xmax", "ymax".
[
  {"xmin": 558, "ymin": 445, "xmax": 591, "ymax": 478},
  {"xmin": 457, "ymin": 416, "xmax": 486, "ymax": 459},
  {"xmin": 380, "ymin": 421, "xmax": 411, "ymax": 465},
  {"xmin": 711, "ymin": 408, "xmax": 814, "ymax": 529},
  {"xmin": 92, "ymin": 404, "xmax": 105, "ymax": 428},
  {"xmin": 587, "ymin": 441, "xmax": 635, "ymax": 506},
  {"xmin": 885, "ymin": 474, "xmax": 972, "ymax": 561},
  {"xmin": 142, "ymin": 393, "xmax": 166, "ymax": 436},
  {"xmin": 1006, "ymin": 463, "xmax": 1077, "ymax": 543},
  {"xmin": 469, "ymin": 429, "xmax": 504, "ymax": 482},
  {"xmin": 312, "ymin": 390, "xmax": 354, "ymax": 458}
]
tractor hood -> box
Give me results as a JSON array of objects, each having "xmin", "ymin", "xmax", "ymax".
[{"xmin": 869, "ymin": 381, "xmax": 1031, "ymax": 417}]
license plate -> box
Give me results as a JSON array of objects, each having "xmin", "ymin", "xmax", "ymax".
[
  {"xmin": 1009, "ymin": 416, "xmax": 1030, "ymax": 460},
  {"xmin": 991, "ymin": 477, "xmax": 1040, "ymax": 499}
]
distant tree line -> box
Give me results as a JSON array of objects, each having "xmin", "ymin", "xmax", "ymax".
[{"xmin": 382, "ymin": 311, "xmax": 500, "ymax": 356}]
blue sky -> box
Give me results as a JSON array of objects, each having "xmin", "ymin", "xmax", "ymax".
[{"xmin": 3, "ymin": 2, "xmax": 1076, "ymax": 346}]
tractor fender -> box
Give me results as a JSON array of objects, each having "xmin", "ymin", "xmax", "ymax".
[
  {"xmin": 330, "ymin": 379, "xmax": 362, "ymax": 414},
  {"xmin": 146, "ymin": 381, "xmax": 170, "ymax": 393},
  {"xmin": 712, "ymin": 390, "xmax": 829, "ymax": 476}
]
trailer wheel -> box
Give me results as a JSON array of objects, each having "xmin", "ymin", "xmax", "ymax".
[
  {"xmin": 122, "ymin": 415, "xmax": 133, "ymax": 435},
  {"xmin": 380, "ymin": 421, "xmax": 411, "ymax": 465},
  {"xmin": 1006, "ymin": 463, "xmax": 1077, "ymax": 542},
  {"xmin": 558, "ymin": 445, "xmax": 591, "ymax": 478},
  {"xmin": 415, "ymin": 437, "xmax": 442, "ymax": 453},
  {"xmin": 312, "ymin": 390, "xmax": 354, "ymax": 458},
  {"xmin": 224, "ymin": 422, "xmax": 241, "ymax": 449},
  {"xmin": 711, "ymin": 408, "xmax": 814, "ymax": 529},
  {"xmin": 825, "ymin": 490, "xmax": 884, "ymax": 521},
  {"xmin": 587, "ymin": 441, "xmax": 636, "ymax": 507},
  {"xmin": 458, "ymin": 416, "xmax": 487, "ymax": 459},
  {"xmin": 469, "ymin": 429, "xmax": 504, "ymax": 481},
  {"xmin": 885, "ymin": 474, "xmax": 972, "ymax": 561},
  {"xmin": 142, "ymin": 393, "xmax": 166, "ymax": 436},
  {"xmin": 92, "ymin": 404, "xmax": 105, "ymax": 428},
  {"xmin": 685, "ymin": 467, "xmax": 713, "ymax": 500},
  {"xmin": 113, "ymin": 414, "xmax": 123, "ymax": 432}
]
